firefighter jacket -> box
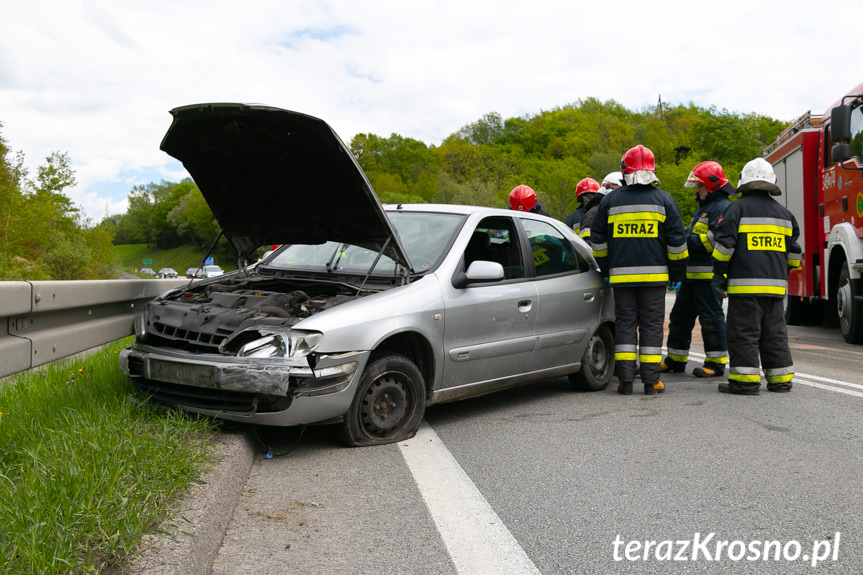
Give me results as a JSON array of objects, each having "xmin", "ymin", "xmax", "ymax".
[
  {"xmin": 589, "ymin": 183, "xmax": 688, "ymax": 287},
  {"xmin": 684, "ymin": 189, "xmax": 733, "ymax": 282},
  {"xmin": 576, "ymin": 193, "xmax": 605, "ymax": 241},
  {"xmin": 712, "ymin": 191, "xmax": 802, "ymax": 297}
]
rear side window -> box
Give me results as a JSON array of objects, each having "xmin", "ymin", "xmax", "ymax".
[{"xmin": 518, "ymin": 219, "xmax": 582, "ymax": 276}]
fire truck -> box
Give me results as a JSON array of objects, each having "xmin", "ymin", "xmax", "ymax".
[{"xmin": 763, "ymin": 82, "xmax": 863, "ymax": 343}]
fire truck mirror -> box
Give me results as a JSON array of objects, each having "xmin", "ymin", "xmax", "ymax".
[
  {"xmin": 832, "ymin": 142, "xmax": 852, "ymax": 164},
  {"xmin": 831, "ymin": 104, "xmax": 852, "ymax": 142}
]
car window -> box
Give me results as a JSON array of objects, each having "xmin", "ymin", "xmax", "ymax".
[
  {"xmin": 464, "ymin": 217, "xmax": 524, "ymax": 279},
  {"xmin": 267, "ymin": 212, "xmax": 464, "ymax": 274},
  {"xmin": 518, "ymin": 218, "xmax": 581, "ymax": 277}
]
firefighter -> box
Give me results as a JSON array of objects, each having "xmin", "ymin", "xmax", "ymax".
[
  {"xmin": 564, "ymin": 178, "xmax": 600, "ymax": 232},
  {"xmin": 590, "ymin": 145, "xmax": 688, "ymax": 395},
  {"xmin": 600, "ymin": 171, "xmax": 624, "ymax": 193},
  {"xmin": 661, "ymin": 161, "xmax": 734, "ymax": 378},
  {"xmin": 509, "ymin": 184, "xmax": 551, "ymax": 217},
  {"xmin": 575, "ymin": 182, "xmax": 608, "ymax": 240},
  {"xmin": 712, "ymin": 158, "xmax": 802, "ymax": 394}
]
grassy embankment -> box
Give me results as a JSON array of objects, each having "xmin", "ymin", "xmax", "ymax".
[
  {"xmin": 0, "ymin": 338, "xmax": 221, "ymax": 574},
  {"xmin": 112, "ymin": 244, "xmax": 234, "ymax": 278}
]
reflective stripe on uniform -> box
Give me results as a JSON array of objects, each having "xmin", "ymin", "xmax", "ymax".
[
  {"xmin": 591, "ymin": 241, "xmax": 608, "ymax": 258},
  {"xmin": 727, "ymin": 277, "xmax": 787, "ymax": 296},
  {"xmin": 729, "ymin": 365, "xmax": 761, "ymax": 383},
  {"xmin": 615, "ymin": 344, "xmax": 637, "ymax": 361},
  {"xmin": 686, "ymin": 265, "xmax": 713, "ymax": 280},
  {"xmin": 667, "ymin": 243, "xmax": 689, "ymax": 261},
  {"xmin": 765, "ymin": 366, "xmax": 794, "ymax": 383},
  {"xmin": 705, "ymin": 350, "xmax": 728, "ymax": 365},
  {"xmin": 639, "ymin": 346, "xmax": 663, "ymax": 364},
  {"xmin": 738, "ymin": 217, "xmax": 792, "ymax": 236},
  {"xmin": 609, "ymin": 266, "xmax": 669, "ymax": 284},
  {"xmin": 666, "ymin": 347, "xmax": 688, "ymax": 363},
  {"xmin": 608, "ymin": 204, "xmax": 667, "ymax": 218},
  {"xmin": 713, "ymin": 243, "xmax": 734, "ymax": 261}
]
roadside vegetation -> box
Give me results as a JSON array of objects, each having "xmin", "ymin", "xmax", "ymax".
[
  {"xmin": 112, "ymin": 243, "xmax": 234, "ymax": 278},
  {"xmin": 0, "ymin": 99, "xmax": 789, "ymax": 282},
  {"xmin": 0, "ymin": 338, "xmax": 220, "ymax": 574}
]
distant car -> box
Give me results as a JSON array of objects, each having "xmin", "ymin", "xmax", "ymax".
[
  {"xmin": 139, "ymin": 267, "xmax": 156, "ymax": 276},
  {"xmin": 157, "ymin": 267, "xmax": 178, "ymax": 278},
  {"xmin": 202, "ymin": 265, "xmax": 224, "ymax": 278},
  {"xmin": 185, "ymin": 267, "xmax": 202, "ymax": 278},
  {"xmin": 119, "ymin": 103, "xmax": 615, "ymax": 447}
]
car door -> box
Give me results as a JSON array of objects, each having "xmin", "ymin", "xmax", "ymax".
[
  {"xmin": 441, "ymin": 216, "xmax": 539, "ymax": 390},
  {"xmin": 517, "ymin": 217, "xmax": 601, "ymax": 370}
]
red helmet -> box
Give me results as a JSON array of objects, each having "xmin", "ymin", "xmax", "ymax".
[
  {"xmin": 509, "ymin": 185, "xmax": 537, "ymax": 211},
  {"xmin": 620, "ymin": 145, "xmax": 656, "ymax": 174},
  {"xmin": 575, "ymin": 178, "xmax": 600, "ymax": 198},
  {"xmin": 684, "ymin": 161, "xmax": 728, "ymax": 192}
]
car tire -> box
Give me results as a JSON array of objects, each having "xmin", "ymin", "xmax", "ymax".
[
  {"xmin": 569, "ymin": 324, "xmax": 613, "ymax": 391},
  {"xmin": 837, "ymin": 265, "xmax": 863, "ymax": 344},
  {"xmin": 338, "ymin": 353, "xmax": 426, "ymax": 447}
]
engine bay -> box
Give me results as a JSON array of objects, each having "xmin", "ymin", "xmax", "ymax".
[{"xmin": 144, "ymin": 274, "xmax": 369, "ymax": 352}]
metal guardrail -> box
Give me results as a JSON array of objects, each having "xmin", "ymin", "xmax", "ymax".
[{"xmin": 0, "ymin": 279, "xmax": 187, "ymax": 379}]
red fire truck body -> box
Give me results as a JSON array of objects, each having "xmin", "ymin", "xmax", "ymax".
[{"xmin": 763, "ymin": 82, "xmax": 863, "ymax": 343}]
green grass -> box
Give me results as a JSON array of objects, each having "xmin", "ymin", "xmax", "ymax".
[
  {"xmin": 112, "ymin": 244, "xmax": 231, "ymax": 277},
  {"xmin": 0, "ymin": 338, "xmax": 220, "ymax": 574}
]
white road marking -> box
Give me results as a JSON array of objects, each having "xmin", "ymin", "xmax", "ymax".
[
  {"xmin": 398, "ymin": 422, "xmax": 542, "ymax": 575},
  {"xmin": 687, "ymin": 351, "xmax": 863, "ymax": 397}
]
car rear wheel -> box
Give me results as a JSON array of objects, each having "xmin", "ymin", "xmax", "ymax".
[
  {"xmin": 569, "ymin": 324, "xmax": 613, "ymax": 391},
  {"xmin": 338, "ymin": 353, "xmax": 426, "ymax": 447}
]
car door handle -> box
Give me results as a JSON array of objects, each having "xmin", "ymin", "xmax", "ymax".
[
  {"xmin": 518, "ymin": 300, "xmax": 533, "ymax": 312},
  {"xmin": 583, "ymin": 292, "xmax": 595, "ymax": 302}
]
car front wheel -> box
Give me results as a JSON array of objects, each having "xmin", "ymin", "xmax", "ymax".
[
  {"xmin": 338, "ymin": 353, "xmax": 426, "ymax": 447},
  {"xmin": 569, "ymin": 324, "xmax": 614, "ymax": 391}
]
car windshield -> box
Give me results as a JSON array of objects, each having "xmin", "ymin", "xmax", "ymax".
[{"xmin": 266, "ymin": 211, "xmax": 464, "ymax": 274}]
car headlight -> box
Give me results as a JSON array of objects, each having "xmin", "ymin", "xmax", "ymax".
[{"xmin": 219, "ymin": 328, "xmax": 323, "ymax": 358}]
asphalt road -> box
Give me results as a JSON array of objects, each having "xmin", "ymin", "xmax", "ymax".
[{"xmin": 205, "ymin": 299, "xmax": 863, "ymax": 575}]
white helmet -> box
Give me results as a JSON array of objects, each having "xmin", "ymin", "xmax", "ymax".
[
  {"xmin": 600, "ymin": 171, "xmax": 623, "ymax": 193},
  {"xmin": 738, "ymin": 158, "xmax": 781, "ymax": 196}
]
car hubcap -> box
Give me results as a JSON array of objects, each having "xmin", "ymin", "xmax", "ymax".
[
  {"xmin": 587, "ymin": 334, "xmax": 609, "ymax": 376},
  {"xmin": 361, "ymin": 375, "xmax": 408, "ymax": 436}
]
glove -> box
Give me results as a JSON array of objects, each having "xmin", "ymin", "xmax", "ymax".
[
  {"xmin": 710, "ymin": 275, "xmax": 727, "ymax": 299},
  {"xmin": 602, "ymin": 277, "xmax": 611, "ymax": 289},
  {"xmin": 667, "ymin": 281, "xmax": 681, "ymax": 292}
]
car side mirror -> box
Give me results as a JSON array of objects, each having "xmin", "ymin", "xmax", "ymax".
[{"xmin": 452, "ymin": 260, "xmax": 505, "ymax": 288}]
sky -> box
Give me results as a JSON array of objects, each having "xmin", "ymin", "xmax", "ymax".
[{"xmin": 2, "ymin": 0, "xmax": 862, "ymax": 222}]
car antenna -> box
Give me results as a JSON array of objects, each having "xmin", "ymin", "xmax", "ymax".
[{"xmin": 186, "ymin": 230, "xmax": 224, "ymax": 288}]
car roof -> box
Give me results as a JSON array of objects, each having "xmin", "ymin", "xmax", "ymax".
[{"xmin": 159, "ymin": 103, "xmax": 410, "ymax": 269}]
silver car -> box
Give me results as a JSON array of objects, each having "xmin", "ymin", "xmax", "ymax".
[{"xmin": 119, "ymin": 103, "xmax": 615, "ymax": 446}]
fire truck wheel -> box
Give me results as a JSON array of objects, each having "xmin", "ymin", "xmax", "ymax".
[{"xmin": 837, "ymin": 265, "xmax": 863, "ymax": 344}]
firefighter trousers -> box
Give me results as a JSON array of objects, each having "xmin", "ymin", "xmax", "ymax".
[
  {"xmin": 663, "ymin": 282, "xmax": 728, "ymax": 373},
  {"xmin": 726, "ymin": 296, "xmax": 794, "ymax": 390},
  {"xmin": 613, "ymin": 286, "xmax": 666, "ymax": 385}
]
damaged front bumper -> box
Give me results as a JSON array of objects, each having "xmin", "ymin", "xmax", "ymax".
[{"xmin": 119, "ymin": 344, "xmax": 370, "ymax": 426}]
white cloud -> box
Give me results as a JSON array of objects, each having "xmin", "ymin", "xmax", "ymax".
[{"xmin": 2, "ymin": 0, "xmax": 861, "ymax": 220}]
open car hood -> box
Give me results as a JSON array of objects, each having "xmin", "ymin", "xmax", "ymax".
[{"xmin": 160, "ymin": 103, "xmax": 411, "ymax": 269}]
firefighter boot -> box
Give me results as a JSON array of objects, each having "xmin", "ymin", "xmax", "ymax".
[
  {"xmin": 693, "ymin": 366, "xmax": 723, "ymax": 378},
  {"xmin": 644, "ymin": 382, "xmax": 665, "ymax": 395},
  {"xmin": 660, "ymin": 358, "xmax": 686, "ymax": 373},
  {"xmin": 767, "ymin": 382, "xmax": 792, "ymax": 393},
  {"xmin": 718, "ymin": 382, "xmax": 760, "ymax": 395},
  {"xmin": 618, "ymin": 381, "xmax": 633, "ymax": 395}
]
